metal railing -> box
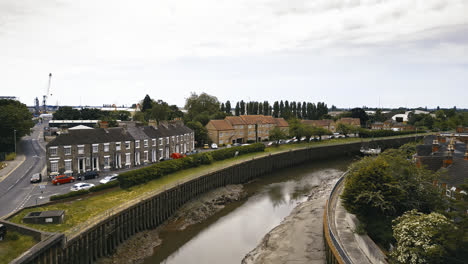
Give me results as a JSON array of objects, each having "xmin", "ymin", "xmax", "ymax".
[{"xmin": 325, "ymin": 171, "xmax": 352, "ymax": 264}]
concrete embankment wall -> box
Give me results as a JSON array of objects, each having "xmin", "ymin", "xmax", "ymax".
[{"xmin": 9, "ymin": 136, "xmax": 421, "ymax": 264}]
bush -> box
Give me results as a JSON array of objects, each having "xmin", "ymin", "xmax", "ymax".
[
  {"xmin": 50, "ymin": 189, "xmax": 89, "ymax": 201},
  {"xmin": 5, "ymin": 153, "xmax": 16, "ymax": 161},
  {"xmin": 358, "ymin": 128, "xmax": 417, "ymax": 138},
  {"xmin": 88, "ymin": 180, "xmax": 119, "ymax": 192},
  {"xmin": 118, "ymin": 143, "xmax": 265, "ymax": 188}
]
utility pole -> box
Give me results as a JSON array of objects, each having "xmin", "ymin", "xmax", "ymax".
[{"xmin": 13, "ymin": 129, "xmax": 16, "ymax": 155}]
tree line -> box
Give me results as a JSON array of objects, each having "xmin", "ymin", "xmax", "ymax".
[
  {"xmin": 0, "ymin": 99, "xmax": 34, "ymax": 156},
  {"xmin": 53, "ymin": 107, "xmax": 131, "ymax": 127}
]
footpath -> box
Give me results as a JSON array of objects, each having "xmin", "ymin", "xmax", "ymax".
[{"xmin": 0, "ymin": 148, "xmax": 26, "ymax": 184}]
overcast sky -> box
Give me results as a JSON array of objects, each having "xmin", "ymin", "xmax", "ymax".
[{"xmin": 1, "ymin": 0, "xmax": 467, "ymax": 109}]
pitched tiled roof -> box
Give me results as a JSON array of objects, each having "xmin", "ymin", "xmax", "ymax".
[
  {"xmin": 423, "ymin": 135, "xmax": 438, "ymax": 145},
  {"xmin": 418, "ymin": 156, "xmax": 444, "ymax": 171},
  {"xmin": 261, "ymin": 115, "xmax": 277, "ymax": 124},
  {"xmin": 440, "ymin": 157, "xmax": 468, "ymax": 186},
  {"xmin": 208, "ymin": 120, "xmax": 234, "ymax": 130},
  {"xmin": 47, "ymin": 127, "xmax": 134, "ymax": 146},
  {"xmin": 338, "ymin": 118, "xmax": 361, "ymax": 126},
  {"xmin": 416, "ymin": 145, "xmax": 433, "ymax": 156},
  {"xmin": 301, "ymin": 119, "xmax": 334, "ymax": 127},
  {"xmin": 240, "ymin": 115, "xmax": 267, "ymax": 125},
  {"xmin": 225, "ymin": 116, "xmax": 246, "ymax": 126},
  {"xmin": 274, "ymin": 118, "xmax": 289, "ymax": 127}
]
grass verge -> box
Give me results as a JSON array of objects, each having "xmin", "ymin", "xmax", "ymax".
[
  {"xmin": 8, "ymin": 134, "xmax": 428, "ymax": 234},
  {"xmin": 0, "ymin": 231, "xmax": 37, "ymax": 264}
]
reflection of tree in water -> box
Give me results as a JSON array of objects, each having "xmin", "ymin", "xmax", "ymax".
[
  {"xmin": 267, "ymin": 184, "xmax": 286, "ymax": 208},
  {"xmin": 291, "ymin": 183, "xmax": 313, "ymax": 200}
]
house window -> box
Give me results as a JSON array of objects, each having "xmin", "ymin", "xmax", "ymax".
[
  {"xmin": 125, "ymin": 153, "xmax": 131, "ymax": 165},
  {"xmin": 51, "ymin": 161, "xmax": 58, "ymax": 173},
  {"xmin": 92, "ymin": 144, "xmax": 99, "ymax": 153},
  {"xmin": 144, "ymin": 140, "xmax": 148, "ymax": 147},
  {"xmin": 49, "ymin": 147, "xmax": 57, "ymax": 156},
  {"xmin": 220, "ymin": 132, "xmax": 223, "ymax": 137},
  {"xmin": 159, "ymin": 138, "xmax": 163, "ymax": 145},
  {"xmin": 144, "ymin": 151, "xmax": 148, "ymax": 161},
  {"xmin": 125, "ymin": 141, "xmax": 131, "ymax": 149},
  {"xmin": 152, "ymin": 139, "xmax": 156, "ymax": 146},
  {"xmin": 64, "ymin": 146, "xmax": 71, "ymax": 155},
  {"xmin": 220, "ymin": 140, "xmax": 224, "ymax": 144},
  {"xmin": 104, "ymin": 156, "xmax": 110, "ymax": 168},
  {"xmin": 77, "ymin": 145, "xmax": 84, "ymax": 155},
  {"xmin": 135, "ymin": 152, "xmax": 140, "ymax": 165},
  {"xmin": 104, "ymin": 143, "xmax": 109, "ymax": 152},
  {"xmin": 64, "ymin": 160, "xmax": 72, "ymax": 172},
  {"xmin": 248, "ymin": 125, "xmax": 252, "ymax": 129},
  {"xmin": 159, "ymin": 149, "xmax": 163, "ymax": 160},
  {"xmin": 135, "ymin": 140, "xmax": 140, "ymax": 149},
  {"xmin": 166, "ymin": 137, "xmax": 169, "ymax": 144},
  {"xmin": 116, "ymin": 142, "xmax": 121, "ymax": 151}
]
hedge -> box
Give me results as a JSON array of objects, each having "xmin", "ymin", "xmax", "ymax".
[
  {"xmin": 49, "ymin": 180, "xmax": 119, "ymax": 201},
  {"xmin": 118, "ymin": 143, "xmax": 265, "ymax": 188},
  {"xmin": 358, "ymin": 129, "xmax": 417, "ymax": 138}
]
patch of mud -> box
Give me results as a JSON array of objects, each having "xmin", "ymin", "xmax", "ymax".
[
  {"xmin": 97, "ymin": 184, "xmax": 245, "ymax": 264},
  {"xmin": 242, "ymin": 174, "xmax": 341, "ymax": 264}
]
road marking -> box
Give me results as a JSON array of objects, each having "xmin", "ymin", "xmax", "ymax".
[{"xmin": 0, "ymin": 154, "xmax": 26, "ymax": 183}]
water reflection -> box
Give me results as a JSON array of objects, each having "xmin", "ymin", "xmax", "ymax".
[{"xmin": 144, "ymin": 157, "xmax": 353, "ymax": 264}]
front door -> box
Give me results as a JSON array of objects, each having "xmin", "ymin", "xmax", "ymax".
[{"xmin": 78, "ymin": 158, "xmax": 85, "ymax": 173}]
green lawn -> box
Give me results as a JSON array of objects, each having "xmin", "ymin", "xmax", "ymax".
[
  {"xmin": 8, "ymin": 134, "xmax": 427, "ymax": 235},
  {"xmin": 0, "ymin": 231, "xmax": 37, "ymax": 264}
]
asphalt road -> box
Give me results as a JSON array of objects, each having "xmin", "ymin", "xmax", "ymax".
[{"xmin": 0, "ymin": 122, "xmax": 47, "ymax": 217}]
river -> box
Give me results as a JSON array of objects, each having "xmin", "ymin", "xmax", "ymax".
[{"xmin": 143, "ymin": 157, "xmax": 353, "ymax": 264}]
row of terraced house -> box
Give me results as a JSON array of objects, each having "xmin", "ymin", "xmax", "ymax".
[{"xmin": 46, "ymin": 122, "xmax": 194, "ymax": 176}]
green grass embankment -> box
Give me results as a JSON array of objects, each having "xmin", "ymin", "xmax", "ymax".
[
  {"xmin": 0, "ymin": 231, "xmax": 37, "ymax": 264},
  {"xmin": 9, "ymin": 134, "xmax": 428, "ymax": 234}
]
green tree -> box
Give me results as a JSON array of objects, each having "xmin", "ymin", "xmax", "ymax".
[
  {"xmin": 53, "ymin": 106, "xmax": 81, "ymax": 120},
  {"xmin": 336, "ymin": 123, "xmax": 355, "ymax": 137},
  {"xmin": 186, "ymin": 121, "xmax": 209, "ymax": 146},
  {"xmin": 185, "ymin": 92, "xmax": 220, "ymax": 120},
  {"xmin": 0, "ymin": 99, "xmax": 34, "ymax": 152},
  {"xmin": 240, "ymin": 100, "xmax": 245, "ymax": 115},
  {"xmin": 311, "ymin": 126, "xmax": 330, "ymax": 140},
  {"xmin": 351, "ymin": 108, "xmax": 368, "ymax": 127},
  {"xmin": 225, "ymin": 100, "xmax": 231, "ymax": 114},
  {"xmin": 269, "ymin": 127, "xmax": 287, "ymax": 144},
  {"xmin": 273, "ymin": 101, "xmax": 279, "ymax": 118},
  {"xmin": 142, "ymin": 94, "xmax": 153, "ymax": 112},
  {"xmin": 391, "ymin": 210, "xmax": 458, "ymax": 264},
  {"xmin": 235, "ymin": 102, "xmax": 240, "ymax": 116},
  {"xmin": 150, "ymin": 100, "xmax": 170, "ymax": 124}
]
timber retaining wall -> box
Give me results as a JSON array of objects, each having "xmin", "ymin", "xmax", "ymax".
[{"xmin": 9, "ymin": 136, "xmax": 421, "ymax": 264}]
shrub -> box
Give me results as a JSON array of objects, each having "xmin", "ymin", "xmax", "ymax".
[
  {"xmin": 118, "ymin": 144, "xmax": 265, "ymax": 188},
  {"xmin": 88, "ymin": 180, "xmax": 119, "ymax": 192},
  {"xmin": 5, "ymin": 153, "xmax": 16, "ymax": 161},
  {"xmin": 50, "ymin": 189, "xmax": 89, "ymax": 201},
  {"xmin": 358, "ymin": 128, "xmax": 417, "ymax": 138}
]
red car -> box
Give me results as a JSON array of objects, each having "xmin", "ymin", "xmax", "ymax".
[{"xmin": 52, "ymin": 175, "xmax": 75, "ymax": 185}]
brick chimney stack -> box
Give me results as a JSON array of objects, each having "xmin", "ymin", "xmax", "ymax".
[
  {"xmin": 443, "ymin": 152, "xmax": 453, "ymax": 168},
  {"xmin": 432, "ymin": 140, "xmax": 439, "ymax": 153}
]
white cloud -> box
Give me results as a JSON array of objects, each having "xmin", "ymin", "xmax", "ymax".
[{"xmin": 0, "ymin": 0, "xmax": 467, "ymax": 107}]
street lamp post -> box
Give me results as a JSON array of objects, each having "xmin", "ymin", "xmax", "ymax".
[{"xmin": 13, "ymin": 129, "xmax": 16, "ymax": 155}]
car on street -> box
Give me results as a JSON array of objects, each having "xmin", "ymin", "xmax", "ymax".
[
  {"xmin": 30, "ymin": 173, "xmax": 42, "ymax": 183},
  {"xmin": 267, "ymin": 142, "xmax": 274, "ymax": 146},
  {"xmin": 211, "ymin": 143, "xmax": 218, "ymax": 149},
  {"xmin": 203, "ymin": 144, "xmax": 209, "ymax": 149},
  {"xmin": 70, "ymin": 183, "xmax": 95, "ymax": 191},
  {"xmin": 78, "ymin": 171, "xmax": 99, "ymax": 181},
  {"xmin": 241, "ymin": 143, "xmax": 250, "ymax": 146},
  {"xmin": 233, "ymin": 143, "xmax": 241, "ymax": 147},
  {"xmin": 99, "ymin": 174, "xmax": 119, "ymax": 185},
  {"xmin": 52, "ymin": 175, "xmax": 75, "ymax": 185}
]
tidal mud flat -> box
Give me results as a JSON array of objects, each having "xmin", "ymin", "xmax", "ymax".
[
  {"xmin": 97, "ymin": 184, "xmax": 246, "ymax": 264},
  {"xmin": 242, "ymin": 173, "xmax": 340, "ymax": 264}
]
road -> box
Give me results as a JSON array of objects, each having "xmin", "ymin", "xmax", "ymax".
[{"xmin": 0, "ymin": 122, "xmax": 47, "ymax": 217}]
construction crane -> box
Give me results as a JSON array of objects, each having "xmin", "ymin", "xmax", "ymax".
[{"xmin": 42, "ymin": 73, "xmax": 52, "ymax": 113}]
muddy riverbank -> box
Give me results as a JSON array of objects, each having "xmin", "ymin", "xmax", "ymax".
[
  {"xmin": 97, "ymin": 184, "xmax": 245, "ymax": 264},
  {"xmin": 242, "ymin": 173, "xmax": 341, "ymax": 264}
]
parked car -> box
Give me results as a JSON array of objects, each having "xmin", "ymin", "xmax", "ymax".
[
  {"xmin": 99, "ymin": 174, "xmax": 118, "ymax": 185},
  {"xmin": 70, "ymin": 183, "xmax": 95, "ymax": 191},
  {"xmin": 226, "ymin": 144, "xmax": 232, "ymax": 148},
  {"xmin": 52, "ymin": 175, "xmax": 75, "ymax": 185},
  {"xmin": 267, "ymin": 142, "xmax": 274, "ymax": 146},
  {"xmin": 30, "ymin": 173, "xmax": 42, "ymax": 183},
  {"xmin": 78, "ymin": 171, "xmax": 99, "ymax": 181},
  {"xmin": 233, "ymin": 143, "xmax": 241, "ymax": 147},
  {"xmin": 300, "ymin": 136, "xmax": 306, "ymax": 141},
  {"xmin": 278, "ymin": 139, "xmax": 286, "ymax": 144},
  {"xmin": 203, "ymin": 144, "xmax": 209, "ymax": 149},
  {"xmin": 211, "ymin": 143, "xmax": 218, "ymax": 149},
  {"xmin": 171, "ymin": 152, "xmax": 183, "ymax": 159},
  {"xmin": 241, "ymin": 143, "xmax": 250, "ymax": 146}
]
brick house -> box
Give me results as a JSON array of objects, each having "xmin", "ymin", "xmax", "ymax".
[
  {"xmin": 206, "ymin": 120, "xmax": 235, "ymax": 146},
  {"xmin": 336, "ymin": 117, "xmax": 361, "ymax": 127},
  {"xmin": 371, "ymin": 122, "xmax": 384, "ymax": 130},
  {"xmin": 301, "ymin": 119, "xmax": 336, "ymax": 132},
  {"xmin": 206, "ymin": 115, "xmax": 289, "ymax": 145},
  {"xmin": 46, "ymin": 123, "xmax": 194, "ymax": 176}
]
